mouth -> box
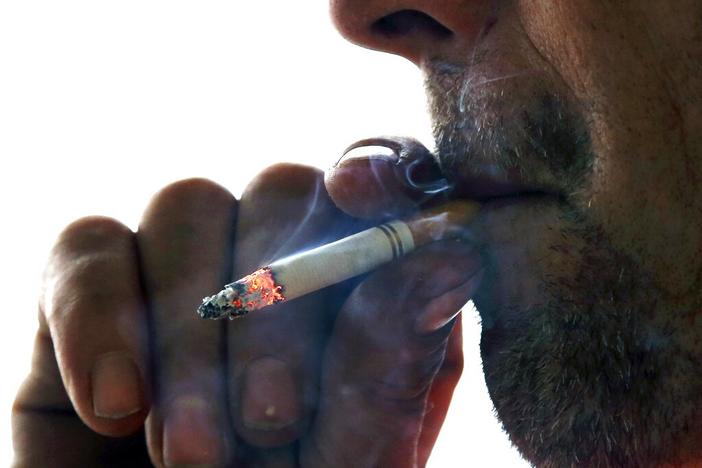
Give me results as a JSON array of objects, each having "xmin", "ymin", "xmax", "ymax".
[
  {"xmin": 441, "ymin": 167, "xmax": 569, "ymax": 331},
  {"xmin": 445, "ymin": 165, "xmax": 565, "ymax": 207}
]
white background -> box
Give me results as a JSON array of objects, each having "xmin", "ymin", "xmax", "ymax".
[{"xmin": 0, "ymin": 2, "xmax": 528, "ymax": 466}]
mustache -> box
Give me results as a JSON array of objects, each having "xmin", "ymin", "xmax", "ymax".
[{"xmin": 423, "ymin": 60, "xmax": 595, "ymax": 197}]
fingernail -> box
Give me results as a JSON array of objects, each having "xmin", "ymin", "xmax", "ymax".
[
  {"xmin": 242, "ymin": 357, "xmax": 300, "ymax": 430},
  {"xmin": 338, "ymin": 137, "xmax": 449, "ymax": 196},
  {"xmin": 338, "ymin": 141, "xmax": 398, "ymax": 165},
  {"xmin": 415, "ymin": 269, "xmax": 484, "ymax": 335},
  {"xmin": 163, "ymin": 396, "xmax": 223, "ymax": 467},
  {"xmin": 92, "ymin": 352, "xmax": 142, "ymax": 419}
]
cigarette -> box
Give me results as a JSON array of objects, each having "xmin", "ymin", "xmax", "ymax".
[{"xmin": 197, "ymin": 200, "xmax": 480, "ymax": 320}]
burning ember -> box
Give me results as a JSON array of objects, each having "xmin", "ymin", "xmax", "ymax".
[
  {"xmin": 197, "ymin": 267, "xmax": 285, "ymax": 319},
  {"xmin": 238, "ymin": 267, "xmax": 286, "ymax": 309}
]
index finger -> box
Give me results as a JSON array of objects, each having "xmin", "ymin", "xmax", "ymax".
[{"xmin": 137, "ymin": 178, "xmax": 237, "ymax": 467}]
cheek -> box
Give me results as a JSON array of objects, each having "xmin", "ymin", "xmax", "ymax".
[{"xmin": 518, "ymin": 1, "xmax": 702, "ymax": 295}]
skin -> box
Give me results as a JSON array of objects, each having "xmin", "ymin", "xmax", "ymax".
[
  {"xmin": 12, "ymin": 1, "xmax": 702, "ymax": 467},
  {"xmin": 333, "ymin": 0, "xmax": 702, "ymax": 466},
  {"xmin": 13, "ymin": 166, "xmax": 474, "ymax": 467}
]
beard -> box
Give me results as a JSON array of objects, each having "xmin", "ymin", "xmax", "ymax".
[{"xmin": 424, "ymin": 60, "xmax": 702, "ymax": 466}]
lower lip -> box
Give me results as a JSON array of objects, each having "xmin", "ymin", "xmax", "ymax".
[{"xmin": 479, "ymin": 191, "xmax": 562, "ymax": 210}]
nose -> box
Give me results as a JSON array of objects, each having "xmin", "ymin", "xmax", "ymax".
[{"xmin": 330, "ymin": 0, "xmax": 495, "ymax": 65}]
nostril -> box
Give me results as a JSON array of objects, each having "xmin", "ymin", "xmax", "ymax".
[{"xmin": 371, "ymin": 10, "xmax": 453, "ymax": 41}]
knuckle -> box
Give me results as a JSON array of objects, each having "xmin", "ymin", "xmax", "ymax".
[
  {"xmin": 63, "ymin": 250, "xmax": 128, "ymax": 283},
  {"xmin": 357, "ymin": 378, "xmax": 429, "ymax": 421},
  {"xmin": 236, "ymin": 164, "xmax": 346, "ymax": 261},
  {"xmin": 44, "ymin": 251, "xmax": 133, "ymax": 322},
  {"xmin": 44, "ymin": 219, "xmax": 139, "ymax": 324},
  {"xmin": 47, "ymin": 217, "xmax": 135, "ymax": 287},
  {"xmin": 51, "ymin": 216, "xmax": 134, "ymax": 279},
  {"xmin": 374, "ymin": 346, "xmax": 446, "ymax": 401},
  {"xmin": 368, "ymin": 374, "xmax": 432, "ymax": 405},
  {"xmin": 332, "ymin": 341, "xmax": 446, "ymax": 413},
  {"xmin": 243, "ymin": 163, "xmax": 324, "ymax": 200},
  {"xmin": 56, "ymin": 216, "xmax": 132, "ymax": 252},
  {"xmin": 147, "ymin": 177, "xmax": 235, "ymax": 214}
]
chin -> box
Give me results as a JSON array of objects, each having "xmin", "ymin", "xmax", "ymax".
[
  {"xmin": 423, "ymin": 47, "xmax": 702, "ymax": 465},
  {"xmin": 469, "ymin": 199, "xmax": 702, "ymax": 467}
]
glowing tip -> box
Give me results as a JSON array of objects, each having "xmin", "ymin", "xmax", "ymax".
[{"xmin": 197, "ymin": 267, "xmax": 285, "ymax": 320}]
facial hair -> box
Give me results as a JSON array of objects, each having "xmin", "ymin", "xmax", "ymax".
[{"xmin": 424, "ymin": 60, "xmax": 702, "ymax": 466}]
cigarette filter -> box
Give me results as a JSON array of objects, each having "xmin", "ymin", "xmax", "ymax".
[{"xmin": 197, "ymin": 200, "xmax": 479, "ymax": 320}]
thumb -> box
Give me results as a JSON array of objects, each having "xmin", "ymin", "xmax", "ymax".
[
  {"xmin": 325, "ymin": 136, "xmax": 450, "ymax": 220},
  {"xmin": 417, "ymin": 316, "xmax": 464, "ymax": 467},
  {"xmin": 300, "ymin": 241, "xmax": 482, "ymax": 467}
]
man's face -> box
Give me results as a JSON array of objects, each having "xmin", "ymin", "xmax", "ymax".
[{"xmin": 333, "ymin": 1, "xmax": 702, "ymax": 465}]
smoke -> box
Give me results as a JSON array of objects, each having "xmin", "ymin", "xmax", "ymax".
[
  {"xmin": 424, "ymin": 58, "xmax": 594, "ymax": 200},
  {"xmin": 420, "ymin": 50, "xmax": 702, "ymax": 466},
  {"xmin": 400, "ymin": 155, "xmax": 453, "ymax": 195},
  {"xmin": 259, "ymin": 175, "xmax": 326, "ymax": 265}
]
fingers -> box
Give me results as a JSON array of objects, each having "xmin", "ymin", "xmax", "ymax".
[
  {"xmin": 13, "ymin": 335, "xmax": 150, "ymax": 467},
  {"xmin": 301, "ymin": 241, "xmax": 482, "ymax": 467},
  {"xmin": 227, "ymin": 164, "xmax": 360, "ymax": 449},
  {"xmin": 136, "ymin": 178, "xmax": 237, "ymax": 467},
  {"xmin": 39, "ymin": 216, "xmax": 149, "ymax": 437},
  {"xmin": 325, "ymin": 136, "xmax": 449, "ymax": 220}
]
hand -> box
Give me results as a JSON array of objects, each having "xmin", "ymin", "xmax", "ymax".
[{"xmin": 13, "ymin": 139, "xmax": 480, "ymax": 467}]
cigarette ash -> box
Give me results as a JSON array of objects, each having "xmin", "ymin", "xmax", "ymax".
[{"xmin": 197, "ymin": 267, "xmax": 285, "ymax": 319}]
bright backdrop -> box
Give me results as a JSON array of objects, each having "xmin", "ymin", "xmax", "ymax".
[{"xmin": 0, "ymin": 2, "xmax": 529, "ymax": 466}]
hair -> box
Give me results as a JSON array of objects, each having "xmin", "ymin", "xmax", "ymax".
[
  {"xmin": 480, "ymin": 215, "xmax": 702, "ymax": 467},
  {"xmin": 424, "ymin": 59, "xmax": 702, "ymax": 466}
]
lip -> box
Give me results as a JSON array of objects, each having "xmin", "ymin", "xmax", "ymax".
[
  {"xmin": 449, "ymin": 166, "xmax": 567, "ymax": 330},
  {"xmin": 447, "ymin": 166, "xmax": 563, "ymax": 205}
]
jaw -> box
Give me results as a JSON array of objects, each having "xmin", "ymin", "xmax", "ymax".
[
  {"xmin": 414, "ymin": 1, "xmax": 702, "ymax": 464},
  {"xmin": 465, "ymin": 192, "xmax": 702, "ymax": 467}
]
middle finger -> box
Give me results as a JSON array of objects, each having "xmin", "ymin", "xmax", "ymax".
[{"xmin": 138, "ymin": 178, "xmax": 237, "ymax": 467}]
